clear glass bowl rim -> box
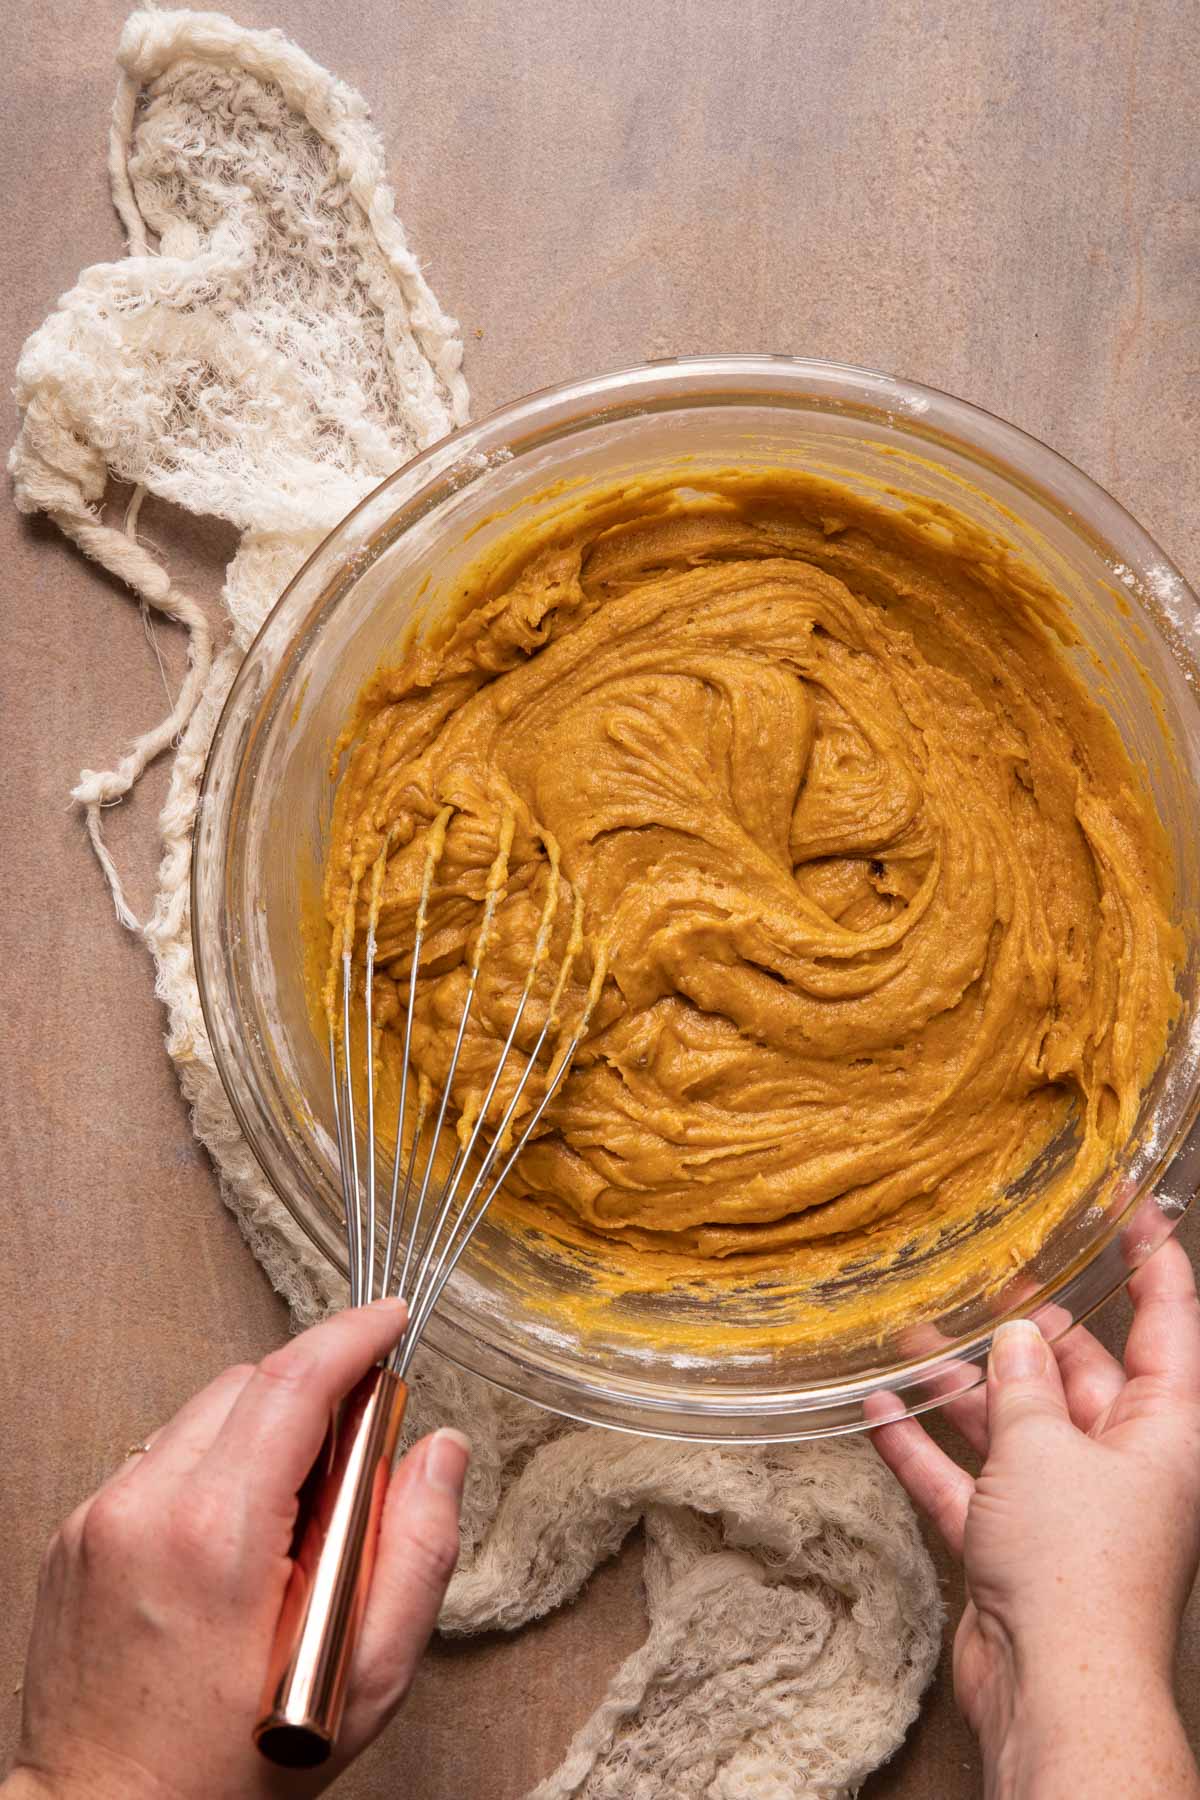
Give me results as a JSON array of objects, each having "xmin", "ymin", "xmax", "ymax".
[{"xmin": 192, "ymin": 352, "xmax": 1200, "ymax": 1441}]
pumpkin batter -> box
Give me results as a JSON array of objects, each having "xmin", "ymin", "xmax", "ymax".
[{"xmin": 323, "ymin": 470, "xmax": 1179, "ymax": 1296}]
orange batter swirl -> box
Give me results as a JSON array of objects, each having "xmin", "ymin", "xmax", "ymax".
[{"xmin": 323, "ymin": 472, "xmax": 1179, "ymax": 1275}]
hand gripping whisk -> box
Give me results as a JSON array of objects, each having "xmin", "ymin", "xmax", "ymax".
[{"xmin": 254, "ymin": 808, "xmax": 605, "ymax": 1766}]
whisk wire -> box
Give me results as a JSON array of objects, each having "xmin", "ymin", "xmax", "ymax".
[
  {"xmin": 328, "ymin": 809, "xmax": 603, "ymax": 1373},
  {"xmin": 327, "ymin": 1018, "xmax": 360, "ymax": 1307},
  {"xmin": 381, "ymin": 807, "xmax": 454, "ymax": 1297},
  {"xmin": 402, "ymin": 811, "xmax": 514, "ymax": 1289},
  {"xmin": 362, "ymin": 961, "xmax": 378, "ymax": 1306},
  {"xmin": 398, "ymin": 1009, "xmax": 585, "ymax": 1369},
  {"xmin": 402, "ymin": 826, "xmax": 561, "ymax": 1318},
  {"xmin": 397, "ymin": 1020, "xmax": 589, "ymax": 1374},
  {"xmin": 394, "ymin": 1081, "xmax": 430, "ymax": 1302},
  {"xmin": 395, "ymin": 926, "xmax": 608, "ymax": 1371},
  {"xmin": 339, "ymin": 949, "xmax": 364, "ymax": 1307},
  {"xmin": 362, "ymin": 839, "xmax": 394, "ymax": 1309}
]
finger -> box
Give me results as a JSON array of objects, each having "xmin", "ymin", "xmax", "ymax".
[
  {"xmin": 986, "ymin": 1319, "xmax": 1071, "ymax": 1448},
  {"xmin": 100, "ymin": 1364, "xmax": 257, "ymax": 1495},
  {"xmin": 96, "ymin": 1425, "xmax": 166, "ymax": 1494},
  {"xmin": 342, "ymin": 1428, "xmax": 470, "ymax": 1747},
  {"xmin": 1119, "ymin": 1187, "xmax": 1171, "ymax": 1268},
  {"xmin": 868, "ymin": 1402, "xmax": 973, "ymax": 1559},
  {"xmin": 1020, "ymin": 1297, "xmax": 1126, "ymax": 1433},
  {"xmin": 1049, "ymin": 1323, "xmax": 1126, "ymax": 1433},
  {"xmin": 934, "ymin": 1379, "xmax": 989, "ymax": 1459},
  {"xmin": 888, "ymin": 1322, "xmax": 989, "ymax": 1457},
  {"xmin": 1026, "ymin": 1297, "xmax": 1074, "ymax": 1338},
  {"xmin": 986, "ymin": 1267, "xmax": 1046, "ymax": 1318},
  {"xmin": 1124, "ymin": 1235, "xmax": 1200, "ymax": 1399},
  {"xmin": 202, "ymin": 1300, "xmax": 409, "ymax": 1512}
]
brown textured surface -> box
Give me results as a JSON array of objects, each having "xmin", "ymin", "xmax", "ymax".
[{"xmin": 2, "ymin": 2, "xmax": 1198, "ymax": 1795}]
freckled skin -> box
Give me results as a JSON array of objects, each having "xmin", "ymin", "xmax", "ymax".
[{"xmin": 323, "ymin": 473, "xmax": 1179, "ymax": 1283}]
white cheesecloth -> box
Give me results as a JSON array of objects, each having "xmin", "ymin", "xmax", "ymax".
[{"xmin": 9, "ymin": 10, "xmax": 942, "ymax": 1795}]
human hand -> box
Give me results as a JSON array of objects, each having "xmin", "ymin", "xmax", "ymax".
[
  {"xmin": 3, "ymin": 1300, "xmax": 470, "ymax": 1800},
  {"xmin": 870, "ymin": 1236, "xmax": 1200, "ymax": 1800}
]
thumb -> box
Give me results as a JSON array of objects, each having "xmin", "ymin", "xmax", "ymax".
[
  {"xmin": 340, "ymin": 1428, "xmax": 470, "ymax": 1754},
  {"xmin": 987, "ymin": 1319, "xmax": 1069, "ymax": 1445}
]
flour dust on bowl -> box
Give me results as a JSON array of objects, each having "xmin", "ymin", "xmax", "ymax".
[{"xmin": 193, "ymin": 355, "xmax": 1200, "ymax": 1441}]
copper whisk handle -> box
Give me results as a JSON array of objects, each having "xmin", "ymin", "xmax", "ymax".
[{"xmin": 253, "ymin": 1364, "xmax": 409, "ymax": 1767}]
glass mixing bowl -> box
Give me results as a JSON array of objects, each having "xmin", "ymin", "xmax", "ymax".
[{"xmin": 193, "ymin": 354, "xmax": 1200, "ymax": 1440}]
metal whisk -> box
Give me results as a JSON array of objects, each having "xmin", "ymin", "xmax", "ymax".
[{"xmin": 254, "ymin": 807, "xmax": 605, "ymax": 1768}]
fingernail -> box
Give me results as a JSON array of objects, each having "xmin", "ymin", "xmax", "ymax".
[
  {"xmin": 424, "ymin": 1428, "xmax": 471, "ymax": 1498},
  {"xmin": 992, "ymin": 1319, "xmax": 1045, "ymax": 1380},
  {"xmin": 863, "ymin": 1390, "xmax": 904, "ymax": 1428},
  {"xmin": 367, "ymin": 1296, "xmax": 408, "ymax": 1317}
]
